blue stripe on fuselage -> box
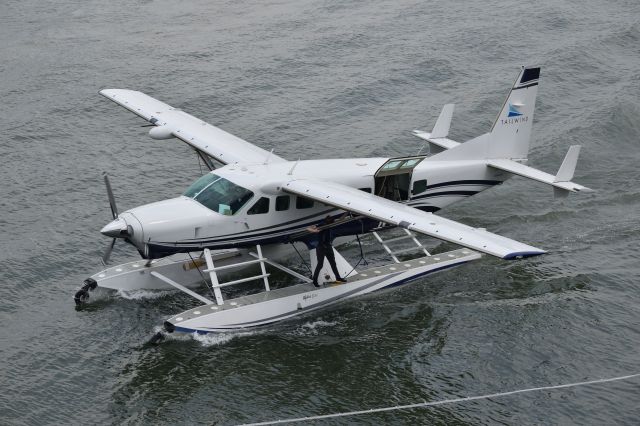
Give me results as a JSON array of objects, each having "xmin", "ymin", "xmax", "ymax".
[{"xmin": 147, "ymin": 179, "xmax": 502, "ymax": 257}]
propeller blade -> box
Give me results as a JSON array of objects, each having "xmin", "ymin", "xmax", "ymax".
[
  {"xmin": 102, "ymin": 238, "xmax": 116, "ymax": 265},
  {"xmin": 103, "ymin": 172, "xmax": 118, "ymax": 219}
]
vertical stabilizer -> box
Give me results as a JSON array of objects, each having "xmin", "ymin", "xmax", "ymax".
[
  {"xmin": 429, "ymin": 67, "xmax": 541, "ymax": 162},
  {"xmin": 488, "ymin": 66, "xmax": 540, "ymax": 160}
]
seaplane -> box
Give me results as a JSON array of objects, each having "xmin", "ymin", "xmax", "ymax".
[{"xmin": 76, "ymin": 66, "xmax": 591, "ymax": 339}]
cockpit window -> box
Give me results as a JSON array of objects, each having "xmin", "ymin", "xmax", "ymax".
[
  {"xmin": 183, "ymin": 173, "xmax": 219, "ymax": 198},
  {"xmin": 183, "ymin": 173, "xmax": 254, "ymax": 215}
]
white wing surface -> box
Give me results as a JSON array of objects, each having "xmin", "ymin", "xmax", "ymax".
[
  {"xmin": 100, "ymin": 89, "xmax": 286, "ymax": 165},
  {"xmin": 283, "ymin": 179, "xmax": 545, "ymax": 260}
]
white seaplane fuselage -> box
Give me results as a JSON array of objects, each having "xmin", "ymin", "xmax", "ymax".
[{"xmin": 108, "ymin": 157, "xmax": 504, "ymax": 259}]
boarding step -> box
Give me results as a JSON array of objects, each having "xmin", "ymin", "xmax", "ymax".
[
  {"xmin": 379, "ymin": 234, "xmax": 417, "ymax": 244},
  {"xmin": 372, "ymin": 228, "xmax": 430, "ymax": 263},
  {"xmin": 144, "ymin": 244, "xmax": 318, "ymax": 309},
  {"xmin": 204, "ymin": 245, "xmax": 271, "ymax": 305}
]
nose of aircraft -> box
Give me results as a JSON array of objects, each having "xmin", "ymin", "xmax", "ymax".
[{"xmin": 100, "ymin": 218, "xmax": 129, "ymax": 238}]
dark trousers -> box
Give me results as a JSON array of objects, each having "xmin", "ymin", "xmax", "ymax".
[{"xmin": 313, "ymin": 244, "xmax": 342, "ymax": 283}]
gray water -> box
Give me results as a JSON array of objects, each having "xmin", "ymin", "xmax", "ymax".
[{"xmin": 2, "ymin": 0, "xmax": 640, "ymax": 424}]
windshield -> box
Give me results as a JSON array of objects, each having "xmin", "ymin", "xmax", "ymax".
[{"xmin": 183, "ymin": 173, "xmax": 254, "ymax": 215}]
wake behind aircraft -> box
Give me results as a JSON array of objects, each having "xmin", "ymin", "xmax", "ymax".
[{"xmin": 78, "ymin": 66, "xmax": 591, "ymax": 336}]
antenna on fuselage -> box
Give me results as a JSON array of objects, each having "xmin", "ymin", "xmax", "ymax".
[
  {"xmin": 288, "ymin": 158, "xmax": 300, "ymax": 175},
  {"xmin": 264, "ymin": 148, "xmax": 274, "ymax": 165}
]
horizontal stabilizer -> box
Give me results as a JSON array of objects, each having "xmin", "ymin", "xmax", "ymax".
[
  {"xmin": 488, "ymin": 155, "xmax": 592, "ymax": 193},
  {"xmin": 283, "ymin": 178, "xmax": 545, "ymax": 260},
  {"xmin": 412, "ymin": 130, "xmax": 460, "ymax": 150},
  {"xmin": 412, "ymin": 104, "xmax": 459, "ymax": 154}
]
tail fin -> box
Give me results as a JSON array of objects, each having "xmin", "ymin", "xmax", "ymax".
[
  {"xmin": 488, "ymin": 66, "xmax": 540, "ymax": 160},
  {"xmin": 432, "ymin": 66, "xmax": 540, "ymax": 161}
]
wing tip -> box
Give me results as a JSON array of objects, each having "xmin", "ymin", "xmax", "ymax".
[
  {"xmin": 575, "ymin": 185, "xmax": 595, "ymax": 193},
  {"xmin": 502, "ymin": 250, "xmax": 546, "ymax": 260},
  {"xmin": 99, "ymin": 88, "xmax": 141, "ymax": 98},
  {"xmin": 99, "ymin": 88, "xmax": 119, "ymax": 98}
]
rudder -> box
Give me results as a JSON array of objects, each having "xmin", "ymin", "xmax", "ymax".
[{"xmin": 488, "ymin": 66, "xmax": 540, "ymax": 160}]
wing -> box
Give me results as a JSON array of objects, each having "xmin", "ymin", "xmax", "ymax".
[
  {"xmin": 100, "ymin": 89, "xmax": 286, "ymax": 166},
  {"xmin": 283, "ymin": 179, "xmax": 545, "ymax": 260}
]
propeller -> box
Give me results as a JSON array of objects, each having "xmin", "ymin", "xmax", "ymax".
[
  {"xmin": 102, "ymin": 238, "xmax": 116, "ymax": 265},
  {"xmin": 100, "ymin": 173, "xmax": 149, "ymax": 265},
  {"xmin": 104, "ymin": 172, "xmax": 118, "ymax": 219},
  {"xmin": 101, "ymin": 172, "xmax": 119, "ymax": 265}
]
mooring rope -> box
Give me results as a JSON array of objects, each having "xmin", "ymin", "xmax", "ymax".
[{"xmin": 240, "ymin": 372, "xmax": 640, "ymax": 425}]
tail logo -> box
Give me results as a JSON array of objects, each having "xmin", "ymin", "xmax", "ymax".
[
  {"xmin": 507, "ymin": 103, "xmax": 522, "ymax": 117},
  {"xmin": 507, "ymin": 103, "xmax": 523, "ymax": 117}
]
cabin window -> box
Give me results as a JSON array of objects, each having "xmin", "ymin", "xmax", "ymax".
[
  {"xmin": 381, "ymin": 160, "xmax": 402, "ymax": 171},
  {"xmin": 248, "ymin": 197, "xmax": 270, "ymax": 215},
  {"xmin": 184, "ymin": 173, "xmax": 253, "ymax": 215},
  {"xmin": 276, "ymin": 195, "xmax": 290, "ymax": 211},
  {"xmin": 401, "ymin": 159, "xmax": 421, "ymax": 169},
  {"xmin": 412, "ymin": 179, "xmax": 427, "ymax": 195},
  {"xmin": 296, "ymin": 196, "xmax": 314, "ymax": 209},
  {"xmin": 359, "ymin": 188, "xmax": 372, "ymax": 193}
]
